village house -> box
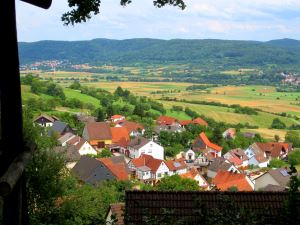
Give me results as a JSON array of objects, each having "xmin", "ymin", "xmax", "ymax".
[
  {"xmin": 212, "ymin": 170, "xmax": 254, "ymax": 191},
  {"xmin": 178, "ymin": 117, "xmax": 208, "ymax": 128},
  {"xmin": 33, "ymin": 114, "xmax": 59, "ymax": 127},
  {"xmin": 193, "ymin": 117, "xmax": 209, "ymax": 127},
  {"xmin": 82, "ymin": 122, "xmax": 112, "ymax": 149},
  {"xmin": 72, "ymin": 156, "xmax": 129, "ymax": 186},
  {"xmin": 254, "ymin": 167, "xmax": 291, "ymax": 191},
  {"xmin": 222, "ymin": 128, "xmax": 236, "ymax": 139},
  {"xmin": 165, "ymin": 158, "xmax": 188, "ymax": 175},
  {"xmin": 128, "ymin": 154, "xmax": 169, "ymax": 183},
  {"xmin": 254, "ymin": 142, "xmax": 292, "ymax": 160},
  {"xmin": 244, "ymin": 143, "xmax": 269, "ymax": 168},
  {"xmin": 223, "ymin": 148, "xmax": 249, "ymax": 168},
  {"xmin": 48, "ymin": 120, "xmax": 73, "ymax": 137},
  {"xmin": 97, "ymin": 156, "xmax": 130, "ymax": 181},
  {"xmin": 111, "ymin": 114, "xmax": 125, "ymax": 123},
  {"xmin": 127, "ymin": 136, "xmax": 164, "ymax": 160},
  {"xmin": 66, "ymin": 135, "xmax": 97, "ymax": 156},
  {"xmin": 154, "ymin": 124, "xmax": 185, "ymax": 135},
  {"xmin": 115, "ymin": 120, "xmax": 145, "ymax": 137},
  {"xmin": 72, "ymin": 156, "xmax": 116, "ymax": 186},
  {"xmin": 180, "ymin": 167, "xmax": 209, "ymax": 190},
  {"xmin": 207, "ymin": 157, "xmax": 239, "ymax": 179},
  {"xmin": 192, "ymin": 132, "xmax": 222, "ymax": 158},
  {"xmin": 184, "ymin": 149, "xmax": 196, "ymax": 162},
  {"xmin": 156, "ymin": 115, "xmax": 178, "ymax": 126},
  {"xmin": 53, "ymin": 145, "xmax": 81, "ymax": 169},
  {"xmin": 109, "ymin": 127, "xmax": 130, "ymax": 153},
  {"xmin": 58, "ymin": 132, "xmax": 76, "ymax": 146}
]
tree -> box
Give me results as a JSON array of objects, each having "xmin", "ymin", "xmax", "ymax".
[
  {"xmin": 270, "ymin": 118, "xmax": 286, "ymax": 129},
  {"xmin": 285, "ymin": 131, "xmax": 300, "ymax": 147},
  {"xmin": 156, "ymin": 174, "xmax": 199, "ymax": 191},
  {"xmin": 269, "ymin": 158, "xmax": 288, "ymax": 168},
  {"xmin": 94, "ymin": 108, "xmax": 105, "ymax": 121},
  {"xmin": 274, "ymin": 134, "xmax": 280, "ymax": 142},
  {"xmin": 288, "ymin": 149, "xmax": 300, "ymax": 165},
  {"xmin": 62, "ymin": 0, "xmax": 186, "ymax": 25},
  {"xmin": 69, "ymin": 80, "xmax": 81, "ymax": 89}
]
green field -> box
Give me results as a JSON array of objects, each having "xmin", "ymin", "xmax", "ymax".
[
  {"xmin": 160, "ymin": 100, "xmax": 299, "ymax": 129},
  {"xmin": 165, "ymin": 110, "xmax": 191, "ymax": 120},
  {"xmin": 63, "ymin": 88, "xmax": 100, "ymax": 107}
]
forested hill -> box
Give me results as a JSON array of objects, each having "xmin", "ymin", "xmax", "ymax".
[{"xmin": 19, "ymin": 38, "xmax": 300, "ymax": 67}]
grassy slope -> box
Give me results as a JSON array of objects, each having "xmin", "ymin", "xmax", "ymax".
[
  {"xmin": 63, "ymin": 88, "xmax": 100, "ymax": 107},
  {"xmin": 166, "ymin": 110, "xmax": 192, "ymax": 120},
  {"xmin": 160, "ymin": 100, "xmax": 298, "ymax": 128}
]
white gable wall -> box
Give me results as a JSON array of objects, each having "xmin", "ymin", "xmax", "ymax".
[
  {"xmin": 155, "ymin": 162, "xmax": 169, "ymax": 179},
  {"xmin": 78, "ymin": 142, "xmax": 97, "ymax": 155},
  {"xmin": 139, "ymin": 141, "xmax": 164, "ymax": 160}
]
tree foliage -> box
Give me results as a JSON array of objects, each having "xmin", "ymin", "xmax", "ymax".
[
  {"xmin": 62, "ymin": 0, "xmax": 186, "ymax": 25},
  {"xmin": 156, "ymin": 175, "xmax": 199, "ymax": 191}
]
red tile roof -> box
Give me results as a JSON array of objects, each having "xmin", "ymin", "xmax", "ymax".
[
  {"xmin": 179, "ymin": 120, "xmax": 193, "ymax": 126},
  {"xmin": 180, "ymin": 168, "xmax": 208, "ymax": 188},
  {"xmin": 85, "ymin": 122, "xmax": 112, "ymax": 140},
  {"xmin": 199, "ymin": 132, "xmax": 222, "ymax": 152},
  {"xmin": 110, "ymin": 127, "xmax": 130, "ymax": 147},
  {"xmin": 193, "ymin": 117, "xmax": 208, "ymax": 126},
  {"xmin": 165, "ymin": 158, "xmax": 187, "ymax": 171},
  {"xmin": 131, "ymin": 154, "xmax": 163, "ymax": 173},
  {"xmin": 212, "ymin": 170, "xmax": 253, "ymax": 191},
  {"xmin": 119, "ymin": 121, "xmax": 144, "ymax": 134},
  {"xmin": 98, "ymin": 158, "xmax": 129, "ymax": 181},
  {"xmin": 156, "ymin": 115, "xmax": 177, "ymax": 125},
  {"xmin": 256, "ymin": 142, "xmax": 291, "ymax": 158},
  {"xmin": 111, "ymin": 115, "xmax": 124, "ymax": 119}
]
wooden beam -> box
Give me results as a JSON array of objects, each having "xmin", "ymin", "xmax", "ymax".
[{"xmin": 20, "ymin": 0, "xmax": 52, "ymax": 9}]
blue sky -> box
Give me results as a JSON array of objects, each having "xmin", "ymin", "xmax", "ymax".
[{"xmin": 16, "ymin": 0, "xmax": 300, "ymax": 42}]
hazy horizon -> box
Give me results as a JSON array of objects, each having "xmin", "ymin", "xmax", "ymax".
[{"xmin": 17, "ymin": 0, "xmax": 300, "ymax": 42}]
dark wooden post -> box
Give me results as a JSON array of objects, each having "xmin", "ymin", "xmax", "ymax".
[{"xmin": 0, "ymin": 1, "xmax": 51, "ymax": 224}]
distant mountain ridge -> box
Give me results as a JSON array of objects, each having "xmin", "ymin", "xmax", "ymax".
[{"xmin": 18, "ymin": 38, "xmax": 300, "ymax": 67}]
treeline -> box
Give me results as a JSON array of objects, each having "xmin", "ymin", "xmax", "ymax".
[
  {"xmin": 186, "ymin": 84, "xmax": 218, "ymax": 91},
  {"xmin": 161, "ymin": 97, "xmax": 259, "ymax": 115}
]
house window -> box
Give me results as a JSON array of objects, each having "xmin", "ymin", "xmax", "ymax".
[
  {"xmin": 164, "ymin": 172, "xmax": 168, "ymax": 175},
  {"xmin": 157, "ymin": 173, "xmax": 162, "ymax": 178},
  {"xmin": 150, "ymin": 143, "xmax": 153, "ymax": 147},
  {"xmin": 148, "ymin": 149, "xmax": 152, "ymax": 153}
]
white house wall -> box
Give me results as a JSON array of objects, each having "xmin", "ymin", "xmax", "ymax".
[
  {"xmin": 139, "ymin": 141, "xmax": 164, "ymax": 160},
  {"xmin": 78, "ymin": 142, "xmax": 97, "ymax": 155},
  {"xmin": 155, "ymin": 162, "xmax": 169, "ymax": 179}
]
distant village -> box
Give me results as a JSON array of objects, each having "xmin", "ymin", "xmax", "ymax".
[{"xmin": 34, "ymin": 113, "xmax": 293, "ymax": 194}]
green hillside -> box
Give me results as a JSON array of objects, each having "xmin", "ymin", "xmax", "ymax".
[{"xmin": 19, "ymin": 38, "xmax": 300, "ymax": 67}]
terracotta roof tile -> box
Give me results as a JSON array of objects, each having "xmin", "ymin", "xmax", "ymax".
[
  {"xmin": 85, "ymin": 122, "xmax": 112, "ymax": 140},
  {"xmin": 111, "ymin": 127, "xmax": 130, "ymax": 147},
  {"xmin": 256, "ymin": 142, "xmax": 291, "ymax": 158},
  {"xmin": 156, "ymin": 115, "xmax": 177, "ymax": 125},
  {"xmin": 98, "ymin": 157, "xmax": 129, "ymax": 181},
  {"xmin": 119, "ymin": 121, "xmax": 144, "ymax": 134},
  {"xmin": 178, "ymin": 120, "xmax": 193, "ymax": 126},
  {"xmin": 131, "ymin": 154, "xmax": 163, "ymax": 173},
  {"xmin": 197, "ymin": 132, "xmax": 222, "ymax": 151},
  {"xmin": 212, "ymin": 170, "xmax": 253, "ymax": 191},
  {"xmin": 193, "ymin": 117, "xmax": 208, "ymax": 126},
  {"xmin": 165, "ymin": 158, "xmax": 187, "ymax": 171},
  {"xmin": 111, "ymin": 115, "xmax": 124, "ymax": 119}
]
